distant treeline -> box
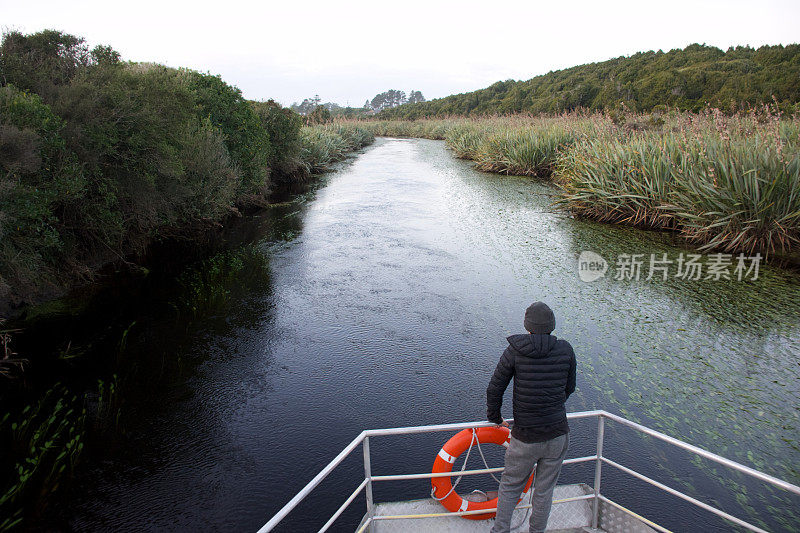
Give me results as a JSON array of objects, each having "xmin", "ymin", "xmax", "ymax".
[
  {"xmin": 378, "ymin": 43, "xmax": 800, "ymax": 118},
  {"xmin": 292, "ymin": 89, "xmax": 426, "ymax": 118},
  {"xmin": 0, "ymin": 30, "xmax": 372, "ymax": 312}
]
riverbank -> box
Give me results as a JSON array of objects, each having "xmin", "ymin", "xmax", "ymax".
[
  {"xmin": 1, "ymin": 148, "xmax": 371, "ymax": 531},
  {"xmin": 356, "ymin": 110, "xmax": 800, "ymax": 262},
  {"xmin": 0, "ymin": 29, "xmax": 376, "ymax": 530},
  {"xmin": 0, "ymin": 124, "xmax": 372, "ymax": 532}
]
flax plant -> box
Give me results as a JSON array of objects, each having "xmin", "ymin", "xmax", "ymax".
[
  {"xmin": 474, "ymin": 126, "xmax": 575, "ymax": 176},
  {"xmin": 671, "ymin": 134, "xmax": 800, "ymax": 254},
  {"xmin": 555, "ymin": 132, "xmax": 682, "ymax": 228}
]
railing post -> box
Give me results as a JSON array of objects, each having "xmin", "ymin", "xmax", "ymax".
[
  {"xmin": 592, "ymin": 415, "xmax": 605, "ymax": 529},
  {"xmin": 363, "ymin": 436, "xmax": 374, "ymax": 532}
]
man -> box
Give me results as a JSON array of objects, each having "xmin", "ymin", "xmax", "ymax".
[{"xmin": 487, "ymin": 302, "xmax": 577, "ymax": 533}]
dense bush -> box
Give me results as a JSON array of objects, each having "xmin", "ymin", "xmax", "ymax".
[
  {"xmin": 0, "ymin": 87, "xmax": 73, "ymax": 300},
  {"xmin": 251, "ymin": 100, "xmax": 305, "ymax": 181},
  {"xmin": 378, "ymin": 43, "xmax": 800, "ymax": 119},
  {"xmin": 0, "ymin": 30, "xmax": 372, "ymax": 311},
  {"xmin": 183, "ymin": 70, "xmax": 270, "ymax": 196},
  {"xmin": 0, "ymin": 30, "xmax": 90, "ymax": 99},
  {"xmin": 55, "ymin": 63, "xmax": 239, "ymax": 247}
]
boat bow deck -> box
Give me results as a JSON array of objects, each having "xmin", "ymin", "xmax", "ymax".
[
  {"xmin": 360, "ymin": 483, "xmax": 655, "ymax": 533},
  {"xmin": 258, "ymin": 411, "xmax": 800, "ymax": 533}
]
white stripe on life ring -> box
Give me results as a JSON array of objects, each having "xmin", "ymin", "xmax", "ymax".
[
  {"xmin": 459, "ymin": 499, "xmax": 469, "ymax": 512},
  {"xmin": 437, "ymin": 448, "xmax": 456, "ymax": 464}
]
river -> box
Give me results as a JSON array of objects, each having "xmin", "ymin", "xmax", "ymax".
[{"xmin": 58, "ymin": 138, "xmax": 800, "ymax": 532}]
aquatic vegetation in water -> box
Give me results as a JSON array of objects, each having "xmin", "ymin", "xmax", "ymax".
[
  {"xmin": 0, "ymin": 373, "xmax": 125, "ymax": 531},
  {"xmin": 557, "ymin": 112, "xmax": 800, "ymax": 256},
  {"xmin": 0, "ymin": 385, "xmax": 86, "ymax": 531},
  {"xmin": 473, "ymin": 125, "xmax": 574, "ymax": 176},
  {"xmin": 169, "ymin": 245, "xmax": 272, "ymax": 319}
]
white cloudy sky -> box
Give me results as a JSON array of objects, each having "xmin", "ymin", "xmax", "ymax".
[{"xmin": 2, "ymin": 0, "xmax": 798, "ymax": 106}]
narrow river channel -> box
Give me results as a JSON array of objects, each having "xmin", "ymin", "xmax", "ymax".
[{"xmin": 61, "ymin": 138, "xmax": 800, "ymax": 532}]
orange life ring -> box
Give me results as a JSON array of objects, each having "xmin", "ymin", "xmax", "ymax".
[{"xmin": 431, "ymin": 426, "xmax": 534, "ymax": 520}]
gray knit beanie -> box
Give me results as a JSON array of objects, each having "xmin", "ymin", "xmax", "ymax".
[{"xmin": 524, "ymin": 302, "xmax": 555, "ymax": 334}]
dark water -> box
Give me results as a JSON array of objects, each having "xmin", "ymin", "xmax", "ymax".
[{"xmin": 62, "ymin": 138, "xmax": 800, "ymax": 532}]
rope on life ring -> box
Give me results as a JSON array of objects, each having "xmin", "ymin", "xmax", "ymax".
[{"xmin": 430, "ymin": 426, "xmax": 534, "ymax": 520}]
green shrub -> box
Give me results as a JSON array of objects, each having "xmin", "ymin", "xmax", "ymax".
[
  {"xmin": 176, "ymin": 117, "xmax": 240, "ymax": 221},
  {"xmin": 55, "ymin": 63, "xmax": 206, "ymax": 249},
  {"xmin": 252, "ymin": 100, "xmax": 305, "ymax": 179},
  {"xmin": 0, "ymin": 86, "xmax": 75, "ymax": 297},
  {"xmin": 0, "ymin": 30, "xmax": 89, "ymax": 100},
  {"xmin": 182, "ymin": 70, "xmax": 270, "ymax": 197}
]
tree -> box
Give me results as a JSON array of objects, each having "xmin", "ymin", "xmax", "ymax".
[
  {"xmin": 370, "ymin": 89, "xmax": 407, "ymax": 112},
  {"xmin": 307, "ymin": 104, "xmax": 331, "ymax": 125},
  {"xmin": 377, "ymin": 43, "xmax": 800, "ymax": 118},
  {"xmin": 407, "ymin": 90, "xmax": 425, "ymax": 104},
  {"xmin": 291, "ymin": 95, "xmax": 324, "ymax": 115},
  {"xmin": 90, "ymin": 45, "xmax": 121, "ymax": 65},
  {"xmin": 0, "ymin": 30, "xmax": 90, "ymax": 99}
]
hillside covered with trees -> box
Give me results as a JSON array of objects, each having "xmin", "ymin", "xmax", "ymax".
[{"xmin": 378, "ymin": 43, "xmax": 800, "ymax": 118}]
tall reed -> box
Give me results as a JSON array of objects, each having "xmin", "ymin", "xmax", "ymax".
[{"xmin": 300, "ymin": 124, "xmax": 374, "ymax": 174}]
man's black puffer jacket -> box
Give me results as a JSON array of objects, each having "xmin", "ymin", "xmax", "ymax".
[{"xmin": 486, "ymin": 333, "xmax": 576, "ymax": 428}]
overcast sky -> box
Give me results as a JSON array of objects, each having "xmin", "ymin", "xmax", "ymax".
[{"xmin": 3, "ymin": 0, "xmax": 798, "ymax": 107}]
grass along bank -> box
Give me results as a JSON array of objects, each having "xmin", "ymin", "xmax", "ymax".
[
  {"xmin": 301, "ymin": 123, "xmax": 376, "ymax": 174},
  {"xmin": 357, "ymin": 110, "xmax": 800, "ymax": 260}
]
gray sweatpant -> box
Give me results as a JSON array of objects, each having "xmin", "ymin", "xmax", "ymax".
[{"xmin": 490, "ymin": 433, "xmax": 569, "ymax": 533}]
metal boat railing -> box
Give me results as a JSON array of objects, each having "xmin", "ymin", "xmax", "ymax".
[{"xmin": 257, "ymin": 410, "xmax": 800, "ymax": 533}]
